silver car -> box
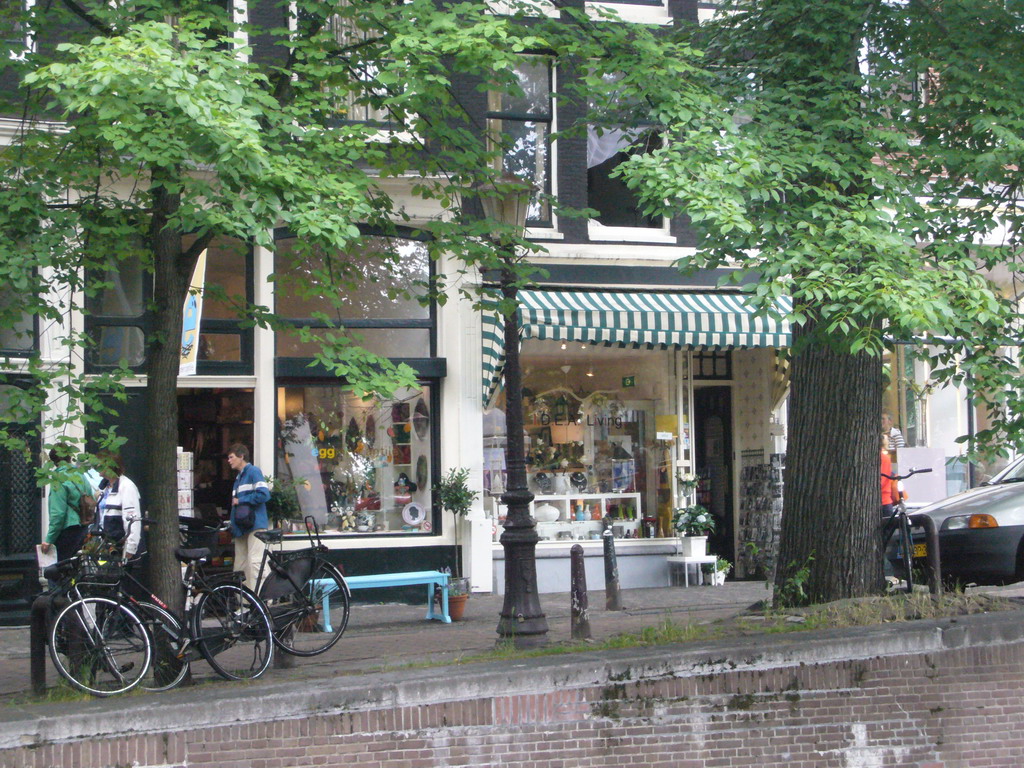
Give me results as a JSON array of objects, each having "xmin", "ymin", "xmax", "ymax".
[{"xmin": 914, "ymin": 456, "xmax": 1024, "ymax": 585}]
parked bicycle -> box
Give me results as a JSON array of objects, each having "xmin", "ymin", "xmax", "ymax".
[
  {"xmin": 47, "ymin": 518, "xmax": 275, "ymax": 696},
  {"xmin": 881, "ymin": 467, "xmax": 932, "ymax": 593},
  {"xmin": 254, "ymin": 516, "xmax": 351, "ymax": 656}
]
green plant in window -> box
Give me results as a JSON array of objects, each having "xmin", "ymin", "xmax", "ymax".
[{"xmin": 265, "ymin": 475, "xmax": 303, "ymax": 526}]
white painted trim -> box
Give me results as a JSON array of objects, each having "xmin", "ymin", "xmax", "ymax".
[
  {"xmin": 587, "ymin": 220, "xmax": 676, "ymax": 244},
  {"xmin": 252, "ymin": 243, "xmax": 275, "ymax": 469},
  {"xmin": 587, "ymin": 1, "xmax": 671, "ymax": 25},
  {"xmin": 535, "ymin": 241, "xmax": 696, "ymax": 265}
]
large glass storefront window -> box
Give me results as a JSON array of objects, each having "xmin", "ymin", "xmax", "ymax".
[
  {"xmin": 276, "ymin": 384, "xmax": 434, "ymax": 535},
  {"xmin": 484, "ymin": 341, "xmax": 676, "ymax": 541}
]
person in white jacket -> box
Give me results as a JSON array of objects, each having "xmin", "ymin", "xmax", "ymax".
[{"xmin": 98, "ymin": 452, "xmax": 144, "ymax": 560}]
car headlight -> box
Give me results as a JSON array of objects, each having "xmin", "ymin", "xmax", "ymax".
[{"xmin": 942, "ymin": 515, "xmax": 969, "ymax": 531}]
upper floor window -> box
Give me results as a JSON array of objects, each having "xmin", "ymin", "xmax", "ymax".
[
  {"xmin": 487, "ymin": 56, "xmax": 553, "ymax": 226},
  {"xmin": 274, "ymin": 230, "xmax": 434, "ymax": 361},
  {"xmin": 324, "ymin": 8, "xmax": 394, "ymax": 127},
  {"xmin": 587, "ymin": 131, "xmax": 662, "ymax": 229}
]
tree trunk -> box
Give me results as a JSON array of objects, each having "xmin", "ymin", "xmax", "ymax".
[
  {"xmin": 774, "ymin": 319, "xmax": 884, "ymax": 606},
  {"xmin": 145, "ymin": 174, "xmax": 196, "ymax": 616}
]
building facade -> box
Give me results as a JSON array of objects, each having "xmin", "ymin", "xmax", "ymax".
[{"xmin": 0, "ymin": 0, "xmax": 994, "ymax": 622}]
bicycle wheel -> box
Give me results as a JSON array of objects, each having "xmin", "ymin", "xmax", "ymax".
[
  {"xmin": 191, "ymin": 584, "xmax": 274, "ymax": 681},
  {"xmin": 49, "ymin": 596, "xmax": 152, "ymax": 697},
  {"xmin": 134, "ymin": 602, "xmax": 189, "ymax": 692},
  {"xmin": 898, "ymin": 511, "xmax": 915, "ymax": 594},
  {"xmin": 269, "ymin": 560, "xmax": 350, "ymax": 657}
]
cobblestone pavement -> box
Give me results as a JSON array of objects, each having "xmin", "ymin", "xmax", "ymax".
[{"xmin": 0, "ymin": 581, "xmax": 771, "ymax": 696}]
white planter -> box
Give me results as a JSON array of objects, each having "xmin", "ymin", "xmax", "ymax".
[
  {"xmin": 710, "ymin": 570, "xmax": 726, "ymax": 586},
  {"xmin": 678, "ymin": 536, "xmax": 708, "ymax": 558}
]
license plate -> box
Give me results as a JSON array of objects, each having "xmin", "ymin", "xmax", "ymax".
[{"xmin": 913, "ymin": 543, "xmax": 927, "ymax": 559}]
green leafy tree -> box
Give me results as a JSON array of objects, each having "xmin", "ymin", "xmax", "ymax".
[
  {"xmin": 0, "ymin": 0, "xmax": 713, "ymax": 610},
  {"xmin": 615, "ymin": 0, "xmax": 1024, "ymax": 604}
]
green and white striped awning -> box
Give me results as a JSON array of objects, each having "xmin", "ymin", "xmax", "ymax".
[{"xmin": 482, "ymin": 289, "xmax": 792, "ymax": 405}]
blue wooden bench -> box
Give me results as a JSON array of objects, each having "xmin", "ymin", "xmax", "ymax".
[{"xmin": 311, "ymin": 570, "xmax": 451, "ymax": 630}]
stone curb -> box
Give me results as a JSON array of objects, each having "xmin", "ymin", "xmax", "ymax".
[{"xmin": 2, "ymin": 608, "xmax": 1022, "ymax": 750}]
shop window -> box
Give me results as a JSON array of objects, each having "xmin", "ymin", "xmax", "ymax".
[
  {"xmin": 274, "ymin": 230, "xmax": 435, "ymax": 363},
  {"xmin": 487, "ymin": 56, "xmax": 553, "ymax": 226},
  {"xmin": 195, "ymin": 235, "xmax": 253, "ymax": 375},
  {"xmin": 0, "ymin": 285, "xmax": 36, "ymax": 355},
  {"xmin": 85, "ymin": 246, "xmax": 150, "ymax": 370},
  {"xmin": 84, "ymin": 235, "xmax": 253, "ymax": 373},
  {"xmin": 485, "ymin": 341, "xmax": 671, "ymax": 540},
  {"xmin": 275, "ymin": 384, "xmax": 435, "ymax": 536}
]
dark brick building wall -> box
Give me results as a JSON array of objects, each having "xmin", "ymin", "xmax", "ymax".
[{"xmin": 4, "ymin": 631, "xmax": 1024, "ymax": 767}]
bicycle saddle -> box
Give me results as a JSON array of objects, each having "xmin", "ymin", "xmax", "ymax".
[
  {"xmin": 175, "ymin": 546, "xmax": 211, "ymax": 563},
  {"xmin": 255, "ymin": 529, "xmax": 283, "ymax": 544}
]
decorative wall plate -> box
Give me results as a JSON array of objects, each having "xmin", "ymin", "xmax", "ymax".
[
  {"xmin": 345, "ymin": 418, "xmax": 360, "ymax": 451},
  {"xmin": 402, "ymin": 502, "xmax": 426, "ymax": 526},
  {"xmin": 416, "ymin": 455, "xmax": 428, "ymax": 489},
  {"xmin": 364, "ymin": 415, "xmax": 376, "ymax": 449},
  {"xmin": 413, "ymin": 398, "xmax": 429, "ymax": 439}
]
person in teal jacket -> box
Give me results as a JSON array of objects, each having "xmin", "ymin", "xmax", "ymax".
[
  {"xmin": 227, "ymin": 443, "xmax": 270, "ymax": 592},
  {"xmin": 41, "ymin": 446, "xmax": 93, "ymax": 562}
]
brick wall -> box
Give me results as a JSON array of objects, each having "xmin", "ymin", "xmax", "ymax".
[{"xmin": 5, "ymin": 620, "xmax": 1024, "ymax": 768}]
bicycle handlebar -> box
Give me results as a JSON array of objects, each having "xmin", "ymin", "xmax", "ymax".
[{"xmin": 881, "ymin": 467, "xmax": 933, "ymax": 482}]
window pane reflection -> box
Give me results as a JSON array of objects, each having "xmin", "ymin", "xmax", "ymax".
[
  {"xmin": 276, "ymin": 385, "xmax": 433, "ymax": 535},
  {"xmin": 92, "ymin": 327, "xmax": 145, "ymax": 366}
]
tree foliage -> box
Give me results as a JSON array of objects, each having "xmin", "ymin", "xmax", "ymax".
[
  {"xmin": 614, "ymin": 0, "xmax": 1024, "ymax": 603},
  {"xmin": 0, "ymin": 0, "xmax": 712, "ymax": 607}
]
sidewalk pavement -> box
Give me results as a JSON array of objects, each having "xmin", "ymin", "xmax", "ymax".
[
  {"xmin": 6, "ymin": 579, "xmax": 1021, "ymax": 699},
  {"xmin": 0, "ymin": 580, "xmax": 772, "ymax": 697}
]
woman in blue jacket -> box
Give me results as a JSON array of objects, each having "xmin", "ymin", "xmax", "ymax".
[{"xmin": 227, "ymin": 443, "xmax": 270, "ymax": 592}]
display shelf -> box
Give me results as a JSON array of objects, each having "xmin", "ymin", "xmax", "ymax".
[
  {"xmin": 492, "ymin": 491, "xmax": 642, "ymax": 542},
  {"xmin": 535, "ymin": 518, "xmax": 641, "ymax": 542}
]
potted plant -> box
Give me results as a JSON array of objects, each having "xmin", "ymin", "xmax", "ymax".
[
  {"xmin": 702, "ymin": 557, "xmax": 731, "ymax": 586},
  {"xmin": 265, "ymin": 475, "xmax": 302, "ymax": 530},
  {"xmin": 672, "ymin": 504, "xmax": 714, "ymax": 557},
  {"xmin": 678, "ymin": 472, "xmax": 700, "ymax": 494},
  {"xmin": 433, "ymin": 467, "xmax": 478, "ymax": 620}
]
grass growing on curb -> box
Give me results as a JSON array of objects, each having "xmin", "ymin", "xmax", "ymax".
[
  {"xmin": 443, "ymin": 615, "xmax": 713, "ymax": 666},
  {"xmin": 446, "ymin": 592, "xmax": 1017, "ymax": 666},
  {"xmin": 735, "ymin": 591, "xmax": 1015, "ymax": 635}
]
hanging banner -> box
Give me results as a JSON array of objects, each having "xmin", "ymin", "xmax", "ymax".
[{"xmin": 178, "ymin": 249, "xmax": 207, "ymax": 376}]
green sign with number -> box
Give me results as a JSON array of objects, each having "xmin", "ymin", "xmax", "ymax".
[{"xmin": 622, "ymin": 376, "xmax": 635, "ymax": 388}]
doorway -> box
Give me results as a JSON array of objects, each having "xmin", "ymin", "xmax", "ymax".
[{"xmin": 694, "ymin": 386, "xmax": 733, "ymax": 563}]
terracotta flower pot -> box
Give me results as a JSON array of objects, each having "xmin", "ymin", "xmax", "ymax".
[{"xmin": 448, "ymin": 593, "xmax": 469, "ymax": 621}]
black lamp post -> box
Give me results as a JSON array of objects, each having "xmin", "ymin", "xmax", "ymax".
[{"xmin": 480, "ymin": 177, "xmax": 549, "ymax": 648}]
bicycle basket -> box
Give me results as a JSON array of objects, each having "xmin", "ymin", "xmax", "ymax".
[
  {"xmin": 260, "ymin": 550, "xmax": 317, "ymax": 601},
  {"xmin": 179, "ymin": 516, "xmax": 220, "ymax": 550},
  {"xmin": 77, "ymin": 556, "xmax": 124, "ymax": 586}
]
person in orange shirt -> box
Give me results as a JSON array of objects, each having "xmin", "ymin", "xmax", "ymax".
[{"xmin": 880, "ymin": 436, "xmax": 899, "ymax": 516}]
